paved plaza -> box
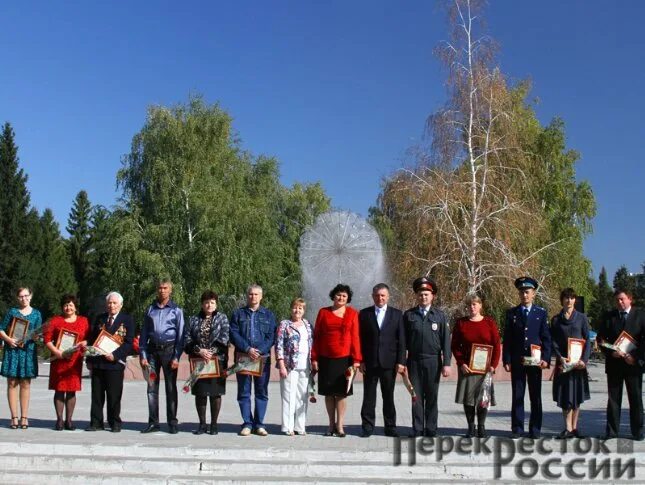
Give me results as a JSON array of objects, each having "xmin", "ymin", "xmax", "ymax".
[{"xmin": 0, "ymin": 359, "xmax": 643, "ymax": 483}]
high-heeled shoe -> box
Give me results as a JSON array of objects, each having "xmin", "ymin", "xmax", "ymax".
[
  {"xmin": 10, "ymin": 416, "xmax": 19, "ymax": 430},
  {"xmin": 64, "ymin": 420, "xmax": 76, "ymax": 431},
  {"xmin": 54, "ymin": 418, "xmax": 64, "ymax": 431},
  {"xmin": 209, "ymin": 424, "xmax": 218, "ymax": 435},
  {"xmin": 335, "ymin": 426, "xmax": 346, "ymax": 438},
  {"xmin": 20, "ymin": 417, "xmax": 29, "ymax": 429},
  {"xmin": 193, "ymin": 424, "xmax": 208, "ymax": 435}
]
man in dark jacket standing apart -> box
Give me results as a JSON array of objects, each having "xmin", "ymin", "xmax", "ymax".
[
  {"xmin": 502, "ymin": 276, "xmax": 551, "ymax": 439},
  {"xmin": 359, "ymin": 283, "xmax": 405, "ymax": 437},
  {"xmin": 404, "ymin": 277, "xmax": 451, "ymax": 437},
  {"xmin": 229, "ymin": 284, "xmax": 277, "ymax": 437},
  {"xmin": 598, "ymin": 289, "xmax": 645, "ymax": 440}
]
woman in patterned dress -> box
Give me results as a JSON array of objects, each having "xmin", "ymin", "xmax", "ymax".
[
  {"xmin": 0, "ymin": 287, "xmax": 43, "ymax": 429},
  {"xmin": 183, "ymin": 290, "xmax": 230, "ymax": 435},
  {"xmin": 43, "ymin": 294, "xmax": 90, "ymax": 430},
  {"xmin": 276, "ymin": 298, "xmax": 313, "ymax": 436}
]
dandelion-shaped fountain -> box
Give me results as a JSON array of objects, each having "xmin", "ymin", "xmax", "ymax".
[{"xmin": 299, "ymin": 210, "xmax": 386, "ymax": 319}]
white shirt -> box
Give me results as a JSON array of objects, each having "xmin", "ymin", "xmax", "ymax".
[
  {"xmin": 295, "ymin": 325, "xmax": 310, "ymax": 370},
  {"xmin": 375, "ymin": 305, "xmax": 387, "ymax": 329}
]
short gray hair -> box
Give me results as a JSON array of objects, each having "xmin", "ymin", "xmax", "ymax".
[
  {"xmin": 105, "ymin": 291, "xmax": 124, "ymax": 305},
  {"xmin": 246, "ymin": 284, "xmax": 263, "ymax": 295}
]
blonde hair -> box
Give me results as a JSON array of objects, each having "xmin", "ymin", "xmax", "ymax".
[{"xmin": 290, "ymin": 297, "xmax": 306, "ymax": 309}]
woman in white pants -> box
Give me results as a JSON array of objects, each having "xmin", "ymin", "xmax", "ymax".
[{"xmin": 276, "ymin": 298, "xmax": 313, "ymax": 435}]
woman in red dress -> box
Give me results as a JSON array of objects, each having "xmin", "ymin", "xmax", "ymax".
[
  {"xmin": 311, "ymin": 284, "xmax": 362, "ymax": 437},
  {"xmin": 44, "ymin": 294, "xmax": 89, "ymax": 430}
]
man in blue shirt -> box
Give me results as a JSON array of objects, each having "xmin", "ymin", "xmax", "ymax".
[
  {"xmin": 229, "ymin": 284, "xmax": 277, "ymax": 436},
  {"xmin": 139, "ymin": 278, "xmax": 185, "ymax": 434}
]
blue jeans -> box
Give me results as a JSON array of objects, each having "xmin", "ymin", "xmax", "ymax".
[
  {"xmin": 146, "ymin": 344, "xmax": 178, "ymax": 426},
  {"xmin": 236, "ymin": 359, "xmax": 270, "ymax": 429}
]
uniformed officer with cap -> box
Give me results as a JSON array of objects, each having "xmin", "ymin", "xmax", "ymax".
[
  {"xmin": 502, "ymin": 276, "xmax": 551, "ymax": 439},
  {"xmin": 403, "ymin": 277, "xmax": 451, "ymax": 437}
]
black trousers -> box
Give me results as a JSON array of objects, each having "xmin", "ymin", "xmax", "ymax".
[
  {"xmin": 146, "ymin": 344, "xmax": 178, "ymax": 426},
  {"xmin": 606, "ymin": 370, "xmax": 643, "ymax": 437},
  {"xmin": 408, "ymin": 357, "xmax": 441, "ymax": 434},
  {"xmin": 90, "ymin": 368, "xmax": 125, "ymax": 428},
  {"xmin": 510, "ymin": 365, "xmax": 542, "ymax": 435},
  {"xmin": 360, "ymin": 366, "xmax": 397, "ymax": 432}
]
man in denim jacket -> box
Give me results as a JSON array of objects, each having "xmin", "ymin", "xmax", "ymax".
[{"xmin": 229, "ymin": 284, "xmax": 277, "ymax": 436}]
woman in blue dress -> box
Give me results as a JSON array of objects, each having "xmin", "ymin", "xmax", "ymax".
[
  {"xmin": 0, "ymin": 287, "xmax": 43, "ymax": 429},
  {"xmin": 550, "ymin": 287, "xmax": 591, "ymax": 439}
]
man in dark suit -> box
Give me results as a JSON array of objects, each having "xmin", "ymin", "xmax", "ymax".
[
  {"xmin": 85, "ymin": 291, "xmax": 134, "ymax": 432},
  {"xmin": 502, "ymin": 276, "xmax": 551, "ymax": 439},
  {"xmin": 404, "ymin": 277, "xmax": 451, "ymax": 437},
  {"xmin": 598, "ymin": 289, "xmax": 645, "ymax": 440},
  {"xmin": 359, "ymin": 283, "xmax": 405, "ymax": 438}
]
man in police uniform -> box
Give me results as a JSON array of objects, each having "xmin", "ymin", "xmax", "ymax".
[
  {"xmin": 502, "ymin": 276, "xmax": 551, "ymax": 439},
  {"xmin": 403, "ymin": 277, "xmax": 451, "ymax": 437}
]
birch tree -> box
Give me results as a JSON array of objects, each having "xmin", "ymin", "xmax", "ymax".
[{"xmin": 371, "ymin": 0, "xmax": 594, "ymax": 313}]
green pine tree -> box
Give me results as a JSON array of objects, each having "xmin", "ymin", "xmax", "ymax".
[
  {"xmin": 66, "ymin": 190, "xmax": 94, "ymax": 313},
  {"xmin": 0, "ymin": 122, "xmax": 32, "ymax": 315}
]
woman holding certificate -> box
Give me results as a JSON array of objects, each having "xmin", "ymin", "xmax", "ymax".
[
  {"xmin": 0, "ymin": 287, "xmax": 43, "ymax": 429},
  {"xmin": 451, "ymin": 294, "xmax": 501, "ymax": 438},
  {"xmin": 550, "ymin": 287, "xmax": 590, "ymax": 439},
  {"xmin": 183, "ymin": 290, "xmax": 230, "ymax": 435},
  {"xmin": 311, "ymin": 284, "xmax": 362, "ymax": 438},
  {"xmin": 43, "ymin": 294, "xmax": 90, "ymax": 430}
]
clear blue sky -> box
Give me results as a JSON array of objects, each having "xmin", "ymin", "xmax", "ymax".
[{"xmin": 1, "ymin": 1, "xmax": 643, "ymax": 281}]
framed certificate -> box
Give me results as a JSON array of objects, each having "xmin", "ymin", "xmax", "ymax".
[
  {"xmin": 567, "ymin": 338, "xmax": 585, "ymax": 364},
  {"xmin": 56, "ymin": 329, "xmax": 78, "ymax": 352},
  {"xmin": 93, "ymin": 329, "xmax": 121, "ymax": 355},
  {"xmin": 189, "ymin": 357, "xmax": 220, "ymax": 378},
  {"xmin": 235, "ymin": 352, "xmax": 262, "ymax": 376},
  {"xmin": 8, "ymin": 316, "xmax": 30, "ymax": 342},
  {"xmin": 530, "ymin": 344, "xmax": 541, "ymax": 362},
  {"xmin": 469, "ymin": 343, "xmax": 493, "ymax": 374},
  {"xmin": 615, "ymin": 331, "xmax": 637, "ymax": 354}
]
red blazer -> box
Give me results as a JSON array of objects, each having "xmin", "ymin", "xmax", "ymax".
[
  {"xmin": 311, "ymin": 306, "xmax": 362, "ymax": 362},
  {"xmin": 451, "ymin": 316, "xmax": 501, "ymax": 369}
]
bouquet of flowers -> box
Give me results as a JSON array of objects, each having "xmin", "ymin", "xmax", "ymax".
[
  {"xmin": 308, "ymin": 371, "xmax": 317, "ymax": 403},
  {"xmin": 61, "ymin": 345, "xmax": 80, "ymax": 359},
  {"xmin": 401, "ymin": 368, "xmax": 418, "ymax": 403},
  {"xmin": 478, "ymin": 372, "xmax": 494, "ymax": 408},
  {"xmin": 345, "ymin": 366, "xmax": 357, "ymax": 394},
  {"xmin": 182, "ymin": 360, "xmax": 206, "ymax": 393},
  {"xmin": 142, "ymin": 365, "xmax": 157, "ymax": 385},
  {"xmin": 84, "ymin": 346, "xmax": 108, "ymax": 357}
]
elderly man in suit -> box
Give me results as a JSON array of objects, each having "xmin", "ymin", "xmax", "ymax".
[
  {"xmin": 358, "ymin": 283, "xmax": 405, "ymax": 438},
  {"xmin": 85, "ymin": 291, "xmax": 134, "ymax": 433},
  {"xmin": 502, "ymin": 276, "xmax": 551, "ymax": 439},
  {"xmin": 598, "ymin": 289, "xmax": 645, "ymax": 440}
]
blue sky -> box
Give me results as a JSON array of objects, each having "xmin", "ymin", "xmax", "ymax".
[{"xmin": 1, "ymin": 1, "xmax": 643, "ymax": 280}]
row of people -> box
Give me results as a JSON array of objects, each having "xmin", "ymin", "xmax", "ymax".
[{"xmin": 0, "ymin": 277, "xmax": 643, "ymax": 440}]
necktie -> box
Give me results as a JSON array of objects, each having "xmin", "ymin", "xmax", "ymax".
[
  {"xmin": 107, "ymin": 316, "xmax": 114, "ymax": 328},
  {"xmin": 523, "ymin": 308, "xmax": 529, "ymax": 321},
  {"xmin": 620, "ymin": 311, "xmax": 627, "ymax": 325},
  {"xmin": 422, "ymin": 308, "xmax": 427, "ymax": 318}
]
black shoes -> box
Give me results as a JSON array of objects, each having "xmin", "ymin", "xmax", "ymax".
[
  {"xmin": 384, "ymin": 428, "xmax": 399, "ymax": 438},
  {"xmin": 209, "ymin": 424, "xmax": 218, "ymax": 435},
  {"xmin": 528, "ymin": 432, "xmax": 540, "ymax": 439},
  {"xmin": 64, "ymin": 421, "xmax": 76, "ymax": 431},
  {"xmin": 54, "ymin": 419, "xmax": 64, "ymax": 431},
  {"xmin": 110, "ymin": 424, "xmax": 122, "ymax": 433},
  {"xmin": 477, "ymin": 425, "xmax": 487, "ymax": 438},
  {"xmin": 141, "ymin": 424, "xmax": 161, "ymax": 434},
  {"xmin": 168, "ymin": 425, "xmax": 179, "ymax": 434},
  {"xmin": 85, "ymin": 424, "xmax": 104, "ymax": 432},
  {"xmin": 557, "ymin": 430, "xmax": 574, "ymax": 439},
  {"xmin": 193, "ymin": 424, "xmax": 208, "ymax": 435},
  {"xmin": 361, "ymin": 428, "xmax": 373, "ymax": 438},
  {"xmin": 465, "ymin": 424, "xmax": 476, "ymax": 438},
  {"xmin": 510, "ymin": 431, "xmax": 521, "ymax": 439}
]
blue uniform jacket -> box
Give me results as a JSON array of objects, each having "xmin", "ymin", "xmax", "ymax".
[
  {"xmin": 229, "ymin": 306, "xmax": 277, "ymax": 357},
  {"xmin": 502, "ymin": 305, "xmax": 551, "ymax": 366}
]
